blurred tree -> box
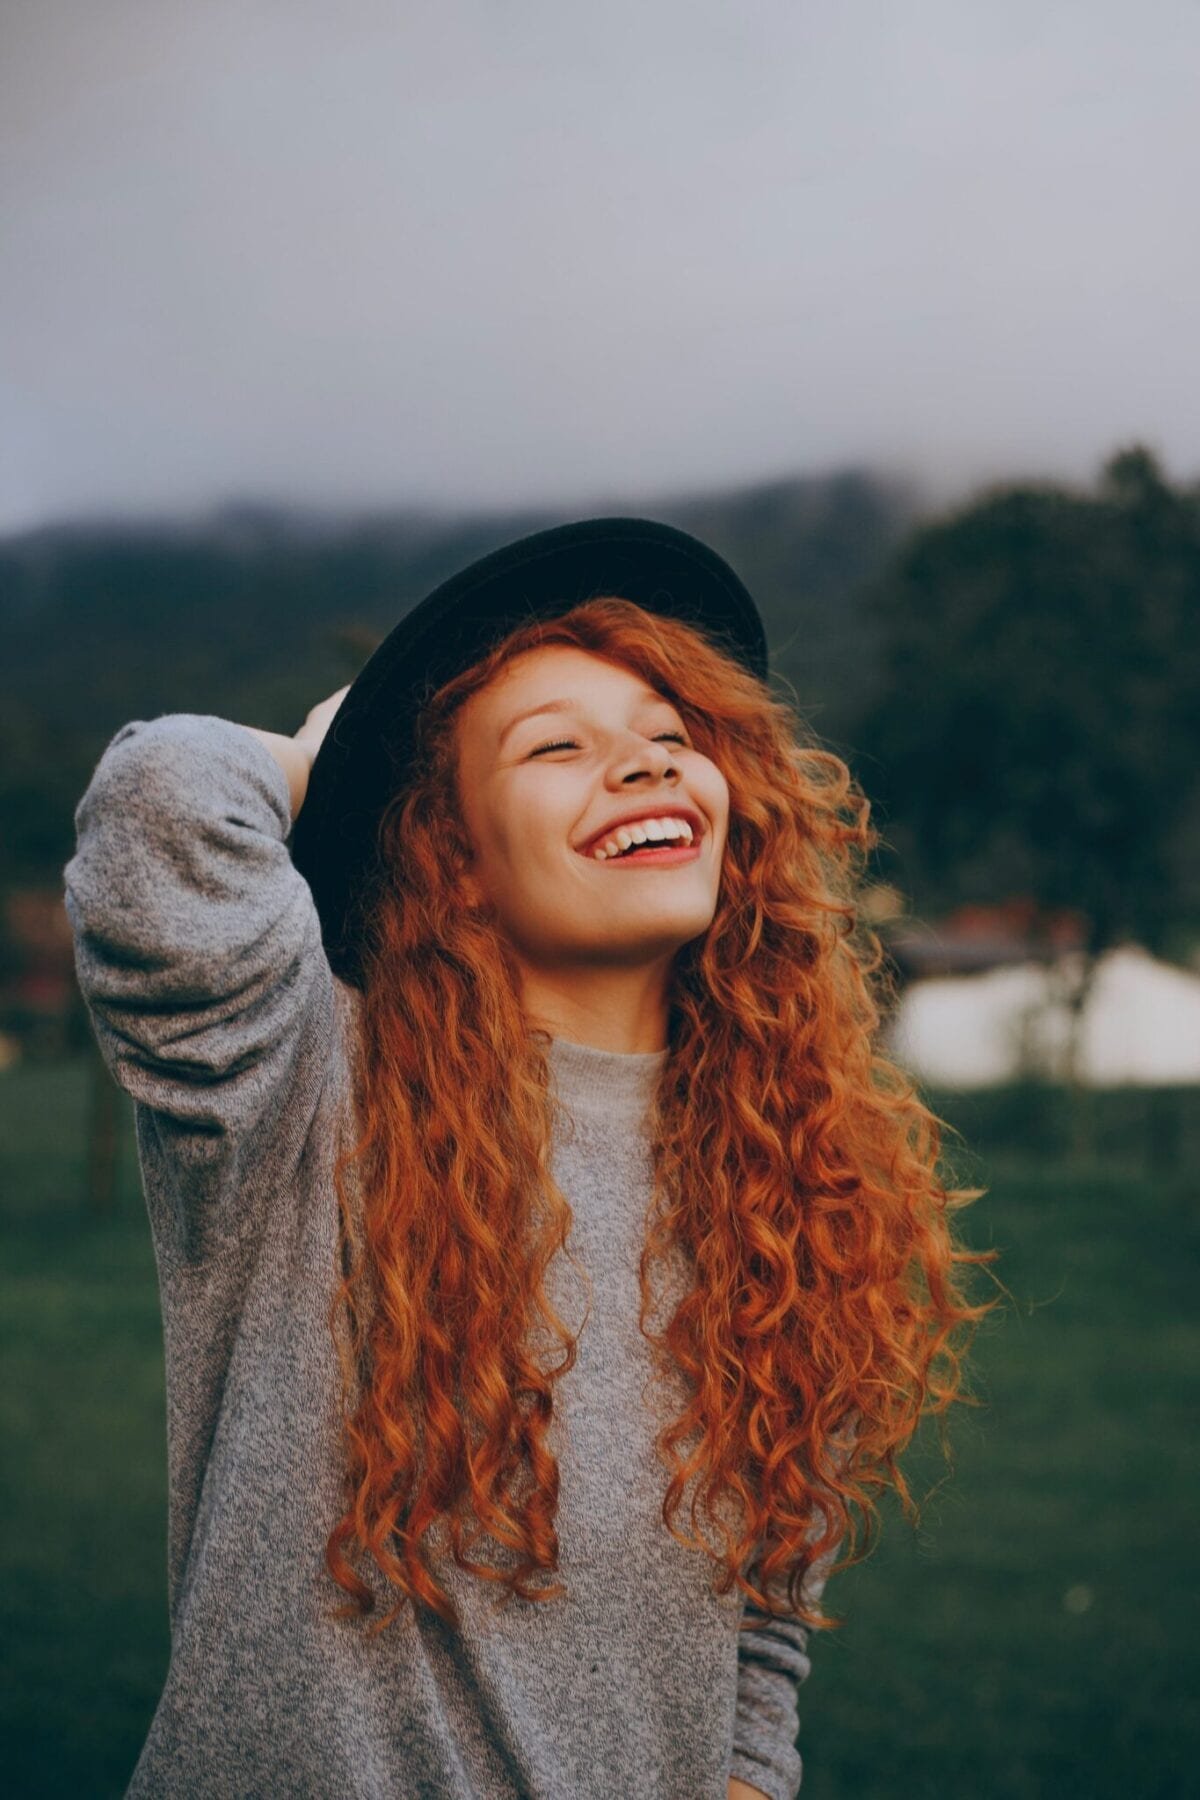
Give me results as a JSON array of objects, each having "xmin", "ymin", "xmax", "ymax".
[
  {"xmin": 0, "ymin": 474, "xmax": 915, "ymax": 893},
  {"xmin": 854, "ymin": 443, "xmax": 1200, "ymax": 1143}
]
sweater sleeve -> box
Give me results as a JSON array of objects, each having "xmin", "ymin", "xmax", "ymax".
[
  {"xmin": 62, "ymin": 712, "xmax": 337, "ymax": 1260},
  {"xmin": 729, "ymin": 1533, "xmax": 840, "ymax": 1800}
]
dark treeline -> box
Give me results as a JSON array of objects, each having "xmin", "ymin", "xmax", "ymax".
[
  {"xmin": 2, "ymin": 445, "xmax": 1198, "ymax": 990},
  {"xmin": 0, "ymin": 467, "xmax": 917, "ymax": 887}
]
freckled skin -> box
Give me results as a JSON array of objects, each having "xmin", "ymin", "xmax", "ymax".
[{"xmin": 453, "ymin": 645, "xmax": 730, "ymax": 1052}]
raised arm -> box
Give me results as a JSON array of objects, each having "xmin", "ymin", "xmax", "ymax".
[
  {"xmin": 62, "ymin": 691, "xmax": 348, "ymax": 1263},
  {"xmin": 240, "ymin": 684, "xmax": 349, "ymax": 822}
]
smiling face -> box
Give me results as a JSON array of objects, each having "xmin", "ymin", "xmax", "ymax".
[{"xmin": 452, "ymin": 644, "xmax": 729, "ymax": 999}]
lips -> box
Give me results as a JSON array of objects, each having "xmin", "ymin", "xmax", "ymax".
[{"xmin": 576, "ymin": 805, "xmax": 705, "ymax": 858}]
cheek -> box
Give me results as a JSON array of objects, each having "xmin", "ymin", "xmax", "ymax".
[
  {"xmin": 701, "ymin": 770, "xmax": 731, "ymax": 839},
  {"xmin": 485, "ymin": 820, "xmax": 558, "ymax": 888}
]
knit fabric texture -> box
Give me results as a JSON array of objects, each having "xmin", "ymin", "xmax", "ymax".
[{"xmin": 63, "ymin": 713, "xmax": 831, "ymax": 1800}]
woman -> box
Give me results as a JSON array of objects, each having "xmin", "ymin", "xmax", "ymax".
[{"xmin": 65, "ymin": 518, "xmax": 993, "ymax": 1799}]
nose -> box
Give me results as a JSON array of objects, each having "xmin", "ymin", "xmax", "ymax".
[{"xmin": 608, "ymin": 736, "xmax": 682, "ymax": 788}]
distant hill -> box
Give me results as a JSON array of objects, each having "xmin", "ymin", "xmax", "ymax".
[{"xmin": 0, "ymin": 467, "xmax": 923, "ymax": 884}]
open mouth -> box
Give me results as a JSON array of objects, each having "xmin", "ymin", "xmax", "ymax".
[
  {"xmin": 578, "ymin": 838, "xmax": 702, "ymax": 867},
  {"xmin": 578, "ymin": 812, "xmax": 705, "ymax": 862}
]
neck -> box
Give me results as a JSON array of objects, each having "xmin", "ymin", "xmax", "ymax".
[{"xmin": 519, "ymin": 959, "xmax": 673, "ymax": 1053}]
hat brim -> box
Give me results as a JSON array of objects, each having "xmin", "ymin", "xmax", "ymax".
[{"xmin": 289, "ymin": 515, "xmax": 768, "ymax": 986}]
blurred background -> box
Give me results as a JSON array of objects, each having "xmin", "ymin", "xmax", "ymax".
[{"xmin": 1, "ymin": 4, "xmax": 1197, "ymax": 1796}]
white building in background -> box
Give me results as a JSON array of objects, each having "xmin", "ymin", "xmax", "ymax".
[{"xmin": 884, "ymin": 944, "xmax": 1200, "ymax": 1089}]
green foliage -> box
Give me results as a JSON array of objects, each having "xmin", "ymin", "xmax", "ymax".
[
  {"xmin": 854, "ymin": 444, "xmax": 1200, "ymax": 954},
  {"xmin": 0, "ymin": 1060, "xmax": 168, "ymax": 1798},
  {"xmin": 804, "ymin": 1155, "xmax": 1198, "ymax": 1800}
]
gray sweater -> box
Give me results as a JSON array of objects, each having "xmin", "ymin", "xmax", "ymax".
[{"xmin": 64, "ymin": 712, "xmax": 831, "ymax": 1800}]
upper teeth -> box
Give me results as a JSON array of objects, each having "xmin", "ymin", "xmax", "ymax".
[{"xmin": 591, "ymin": 816, "xmax": 695, "ymax": 859}]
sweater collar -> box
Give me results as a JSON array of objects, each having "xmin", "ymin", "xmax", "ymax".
[{"xmin": 545, "ymin": 1033, "xmax": 668, "ymax": 1128}]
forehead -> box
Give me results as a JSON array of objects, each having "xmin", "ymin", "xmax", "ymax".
[{"xmin": 471, "ymin": 645, "xmax": 670, "ymax": 726}]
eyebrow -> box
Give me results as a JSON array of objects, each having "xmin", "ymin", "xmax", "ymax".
[{"xmin": 497, "ymin": 691, "xmax": 673, "ymax": 749}]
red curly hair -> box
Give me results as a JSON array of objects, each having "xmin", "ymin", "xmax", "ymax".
[{"xmin": 324, "ymin": 595, "xmax": 997, "ymax": 1635}]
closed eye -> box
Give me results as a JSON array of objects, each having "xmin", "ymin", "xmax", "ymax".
[{"xmin": 529, "ymin": 731, "xmax": 689, "ymax": 756}]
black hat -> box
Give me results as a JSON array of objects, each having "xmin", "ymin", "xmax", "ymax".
[{"xmin": 289, "ymin": 515, "xmax": 769, "ymax": 987}]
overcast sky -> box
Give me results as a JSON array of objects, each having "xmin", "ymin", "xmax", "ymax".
[{"xmin": 2, "ymin": 0, "xmax": 1197, "ymax": 532}]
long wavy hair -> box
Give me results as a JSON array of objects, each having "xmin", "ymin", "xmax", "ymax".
[{"xmin": 324, "ymin": 595, "xmax": 997, "ymax": 1636}]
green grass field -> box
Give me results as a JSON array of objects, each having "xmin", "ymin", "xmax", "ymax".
[{"xmin": 1, "ymin": 1058, "xmax": 1196, "ymax": 1799}]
